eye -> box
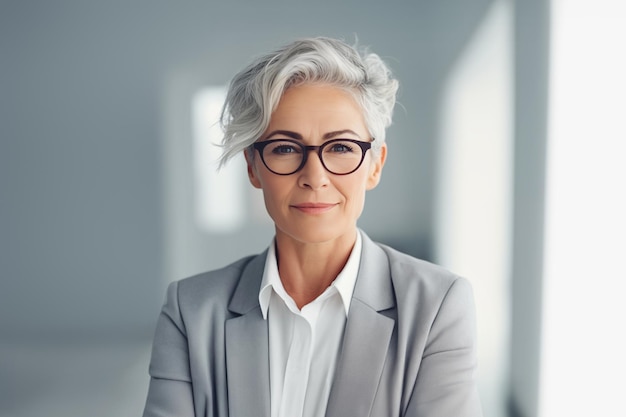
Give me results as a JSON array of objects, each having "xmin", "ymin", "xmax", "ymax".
[
  {"xmin": 327, "ymin": 141, "xmax": 355, "ymax": 153},
  {"xmin": 268, "ymin": 142, "xmax": 301, "ymax": 155}
]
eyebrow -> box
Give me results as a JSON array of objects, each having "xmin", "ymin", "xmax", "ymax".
[
  {"xmin": 263, "ymin": 129, "xmax": 362, "ymax": 141},
  {"xmin": 264, "ymin": 130, "xmax": 302, "ymax": 140}
]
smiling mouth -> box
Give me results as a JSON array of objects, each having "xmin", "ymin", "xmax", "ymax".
[{"xmin": 291, "ymin": 203, "xmax": 338, "ymax": 214}]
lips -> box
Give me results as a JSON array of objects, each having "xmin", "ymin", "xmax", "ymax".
[{"xmin": 291, "ymin": 202, "xmax": 338, "ymax": 214}]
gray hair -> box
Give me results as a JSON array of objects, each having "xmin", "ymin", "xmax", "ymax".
[{"xmin": 219, "ymin": 37, "xmax": 399, "ymax": 166}]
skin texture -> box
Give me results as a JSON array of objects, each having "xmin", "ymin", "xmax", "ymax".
[{"xmin": 245, "ymin": 84, "xmax": 387, "ymax": 308}]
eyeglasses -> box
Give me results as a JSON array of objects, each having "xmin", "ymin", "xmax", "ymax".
[{"xmin": 252, "ymin": 138, "xmax": 373, "ymax": 175}]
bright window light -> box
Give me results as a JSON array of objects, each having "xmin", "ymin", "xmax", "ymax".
[
  {"xmin": 192, "ymin": 86, "xmax": 246, "ymax": 233},
  {"xmin": 540, "ymin": 1, "xmax": 626, "ymax": 416},
  {"xmin": 435, "ymin": 1, "xmax": 513, "ymax": 416}
]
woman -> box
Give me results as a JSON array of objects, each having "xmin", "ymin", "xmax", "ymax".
[{"xmin": 143, "ymin": 37, "xmax": 482, "ymax": 417}]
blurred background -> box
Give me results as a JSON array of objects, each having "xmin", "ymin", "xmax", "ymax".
[{"xmin": 1, "ymin": 0, "xmax": 624, "ymax": 416}]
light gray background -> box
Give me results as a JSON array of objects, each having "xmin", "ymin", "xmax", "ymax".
[{"xmin": 0, "ymin": 1, "xmax": 547, "ymax": 416}]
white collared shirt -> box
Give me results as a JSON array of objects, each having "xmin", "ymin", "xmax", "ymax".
[{"xmin": 258, "ymin": 232, "xmax": 362, "ymax": 417}]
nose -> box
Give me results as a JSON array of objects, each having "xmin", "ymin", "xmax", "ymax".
[{"xmin": 297, "ymin": 149, "xmax": 330, "ymax": 190}]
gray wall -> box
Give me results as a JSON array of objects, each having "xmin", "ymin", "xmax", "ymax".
[
  {"xmin": 1, "ymin": 0, "xmax": 493, "ymax": 335},
  {"xmin": 510, "ymin": 0, "xmax": 550, "ymax": 416},
  {"xmin": 1, "ymin": 1, "xmax": 549, "ymax": 415}
]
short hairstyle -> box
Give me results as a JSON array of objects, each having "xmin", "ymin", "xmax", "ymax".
[{"xmin": 218, "ymin": 37, "xmax": 399, "ymax": 166}]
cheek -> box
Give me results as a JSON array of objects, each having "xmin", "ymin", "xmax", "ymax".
[
  {"xmin": 258, "ymin": 188, "xmax": 282, "ymax": 224},
  {"xmin": 258, "ymin": 178, "xmax": 290, "ymax": 212},
  {"xmin": 342, "ymin": 176, "xmax": 369, "ymax": 210}
]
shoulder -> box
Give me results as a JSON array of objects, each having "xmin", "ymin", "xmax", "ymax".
[
  {"xmin": 377, "ymin": 242, "xmax": 474, "ymax": 316},
  {"xmin": 371, "ymin": 241, "xmax": 477, "ymax": 358},
  {"xmin": 170, "ymin": 253, "xmax": 261, "ymax": 315},
  {"xmin": 178, "ymin": 255, "xmax": 256, "ymax": 291},
  {"xmin": 380, "ymin": 244, "xmax": 461, "ymax": 287}
]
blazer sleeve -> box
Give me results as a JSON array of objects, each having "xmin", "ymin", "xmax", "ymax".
[
  {"xmin": 405, "ymin": 277, "xmax": 483, "ymax": 417},
  {"xmin": 143, "ymin": 281, "xmax": 196, "ymax": 417}
]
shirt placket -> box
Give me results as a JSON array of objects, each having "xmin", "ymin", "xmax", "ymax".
[{"xmin": 279, "ymin": 313, "xmax": 313, "ymax": 417}]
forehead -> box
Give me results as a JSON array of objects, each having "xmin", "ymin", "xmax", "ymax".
[{"xmin": 267, "ymin": 84, "xmax": 368, "ymax": 135}]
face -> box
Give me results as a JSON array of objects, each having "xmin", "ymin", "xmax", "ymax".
[{"xmin": 245, "ymin": 83, "xmax": 387, "ymax": 246}]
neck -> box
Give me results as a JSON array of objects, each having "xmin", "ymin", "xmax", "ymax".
[{"xmin": 275, "ymin": 229, "xmax": 357, "ymax": 309}]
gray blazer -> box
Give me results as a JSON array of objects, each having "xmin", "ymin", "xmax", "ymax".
[{"xmin": 143, "ymin": 232, "xmax": 482, "ymax": 417}]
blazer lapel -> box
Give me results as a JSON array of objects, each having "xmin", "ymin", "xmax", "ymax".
[
  {"xmin": 225, "ymin": 252, "xmax": 271, "ymax": 417},
  {"xmin": 325, "ymin": 232, "xmax": 396, "ymax": 417}
]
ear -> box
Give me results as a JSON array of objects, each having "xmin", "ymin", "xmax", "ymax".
[
  {"xmin": 366, "ymin": 143, "xmax": 387, "ymax": 190},
  {"xmin": 244, "ymin": 150, "xmax": 262, "ymax": 189}
]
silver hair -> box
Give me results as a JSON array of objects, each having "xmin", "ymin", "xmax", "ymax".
[{"xmin": 218, "ymin": 37, "xmax": 399, "ymax": 166}]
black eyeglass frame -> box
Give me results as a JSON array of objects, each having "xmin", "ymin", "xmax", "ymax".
[{"xmin": 251, "ymin": 138, "xmax": 373, "ymax": 176}]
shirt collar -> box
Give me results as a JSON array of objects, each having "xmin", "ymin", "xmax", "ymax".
[{"xmin": 258, "ymin": 231, "xmax": 362, "ymax": 319}]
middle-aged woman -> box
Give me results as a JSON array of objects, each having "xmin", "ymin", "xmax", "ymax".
[{"xmin": 143, "ymin": 37, "xmax": 482, "ymax": 417}]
